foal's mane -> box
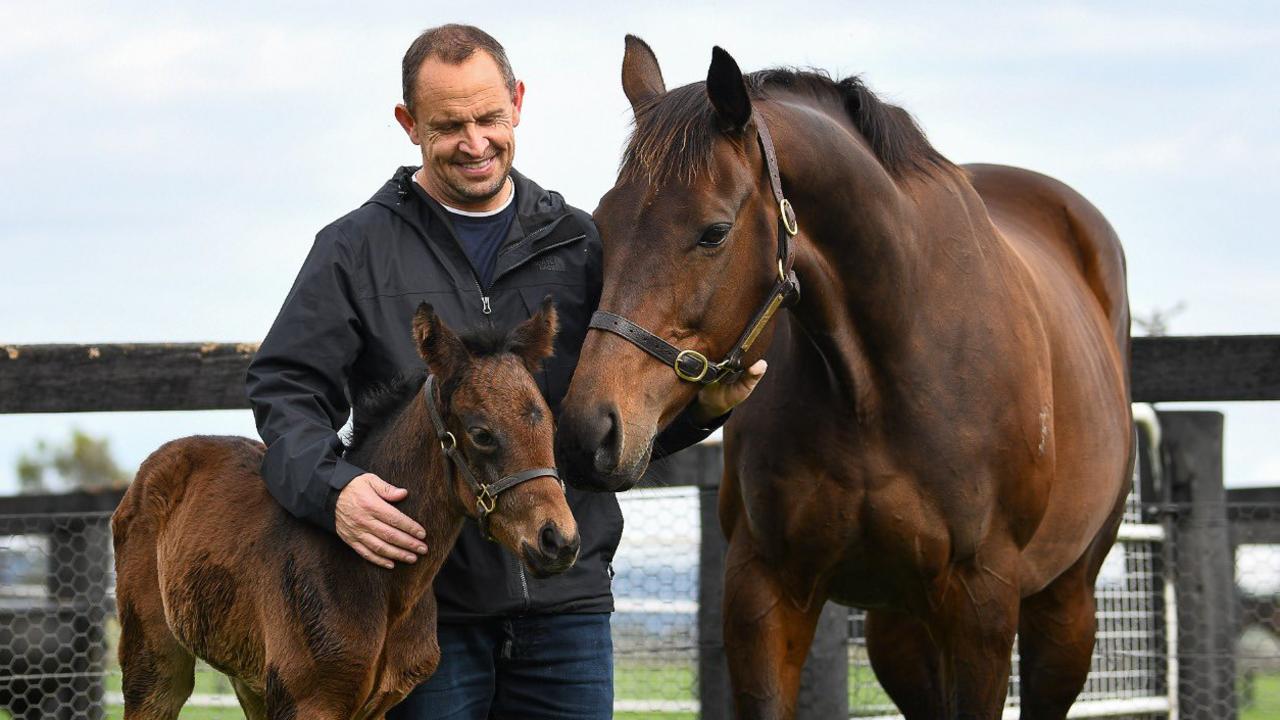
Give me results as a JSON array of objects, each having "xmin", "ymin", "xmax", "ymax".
[
  {"xmin": 343, "ymin": 326, "xmax": 525, "ymax": 458},
  {"xmin": 622, "ymin": 68, "xmax": 951, "ymax": 186}
]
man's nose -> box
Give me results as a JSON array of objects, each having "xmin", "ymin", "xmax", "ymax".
[{"xmin": 460, "ymin": 124, "xmax": 489, "ymax": 156}]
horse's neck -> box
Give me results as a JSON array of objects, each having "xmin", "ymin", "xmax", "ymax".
[
  {"xmin": 359, "ymin": 393, "xmax": 467, "ymax": 609},
  {"xmin": 771, "ymin": 100, "xmax": 998, "ymax": 413}
]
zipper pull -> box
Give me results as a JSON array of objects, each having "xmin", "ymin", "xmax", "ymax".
[{"xmin": 481, "ymin": 296, "xmax": 492, "ymax": 315}]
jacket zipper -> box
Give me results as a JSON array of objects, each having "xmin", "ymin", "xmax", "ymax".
[
  {"xmin": 516, "ymin": 557, "xmax": 531, "ymax": 613},
  {"xmin": 475, "ymin": 276, "xmax": 492, "ymax": 315}
]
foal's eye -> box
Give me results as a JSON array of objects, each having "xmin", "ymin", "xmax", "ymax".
[
  {"xmin": 698, "ymin": 223, "xmax": 732, "ymax": 248},
  {"xmin": 468, "ymin": 428, "xmax": 497, "ymax": 449}
]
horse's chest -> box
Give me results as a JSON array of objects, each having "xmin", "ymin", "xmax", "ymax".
[{"xmin": 734, "ymin": 452, "xmax": 954, "ymax": 609}]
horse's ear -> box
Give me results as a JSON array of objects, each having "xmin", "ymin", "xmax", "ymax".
[
  {"xmin": 508, "ymin": 296, "xmax": 559, "ymax": 374},
  {"xmin": 412, "ymin": 303, "xmax": 469, "ymax": 381},
  {"xmin": 706, "ymin": 46, "xmax": 751, "ymax": 133},
  {"xmin": 622, "ymin": 34, "xmax": 666, "ymax": 113}
]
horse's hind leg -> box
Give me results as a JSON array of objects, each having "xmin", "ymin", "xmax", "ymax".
[
  {"xmin": 1017, "ymin": 562, "xmax": 1097, "ymax": 720},
  {"xmin": 932, "ymin": 551, "xmax": 1022, "ymax": 719},
  {"xmin": 232, "ymin": 678, "xmax": 267, "ymax": 720},
  {"xmin": 722, "ymin": 532, "xmax": 824, "ymax": 720},
  {"xmin": 117, "ymin": 595, "xmax": 196, "ymax": 719},
  {"xmin": 865, "ymin": 609, "xmax": 945, "ymax": 719}
]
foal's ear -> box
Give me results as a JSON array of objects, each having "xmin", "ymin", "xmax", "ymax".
[
  {"xmin": 508, "ymin": 296, "xmax": 559, "ymax": 374},
  {"xmin": 622, "ymin": 34, "xmax": 666, "ymax": 113},
  {"xmin": 706, "ymin": 46, "xmax": 751, "ymax": 133},
  {"xmin": 412, "ymin": 303, "xmax": 470, "ymax": 381}
]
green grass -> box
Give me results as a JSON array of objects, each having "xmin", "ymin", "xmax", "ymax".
[{"xmin": 1242, "ymin": 669, "xmax": 1280, "ymax": 720}]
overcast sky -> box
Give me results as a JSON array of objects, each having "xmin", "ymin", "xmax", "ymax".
[{"xmin": 2, "ymin": 1, "xmax": 1277, "ymax": 492}]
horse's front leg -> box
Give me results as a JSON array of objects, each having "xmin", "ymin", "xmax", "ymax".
[{"xmin": 722, "ymin": 528, "xmax": 824, "ymax": 720}]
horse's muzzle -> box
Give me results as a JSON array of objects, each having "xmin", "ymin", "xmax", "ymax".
[{"xmin": 521, "ymin": 522, "xmax": 580, "ymax": 578}]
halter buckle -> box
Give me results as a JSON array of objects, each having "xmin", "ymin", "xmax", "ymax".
[
  {"xmin": 440, "ymin": 431, "xmax": 457, "ymax": 452},
  {"xmin": 779, "ymin": 199, "xmax": 799, "ymax": 237},
  {"xmin": 476, "ymin": 486, "xmax": 497, "ymax": 515},
  {"xmin": 674, "ymin": 349, "xmax": 711, "ymax": 383}
]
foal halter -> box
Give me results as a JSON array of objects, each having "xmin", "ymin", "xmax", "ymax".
[
  {"xmin": 588, "ymin": 115, "xmax": 801, "ymax": 386},
  {"xmin": 424, "ymin": 375, "xmax": 562, "ymax": 542}
]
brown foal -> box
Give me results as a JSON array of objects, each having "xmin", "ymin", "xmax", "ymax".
[
  {"xmin": 113, "ymin": 301, "xmax": 578, "ymax": 719},
  {"xmin": 558, "ymin": 37, "xmax": 1132, "ymax": 719}
]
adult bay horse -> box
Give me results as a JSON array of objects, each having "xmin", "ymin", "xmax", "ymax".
[
  {"xmin": 113, "ymin": 302, "xmax": 579, "ymax": 720},
  {"xmin": 557, "ymin": 37, "xmax": 1132, "ymax": 719}
]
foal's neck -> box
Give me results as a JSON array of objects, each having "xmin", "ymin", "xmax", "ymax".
[{"xmin": 357, "ymin": 391, "xmax": 466, "ymax": 607}]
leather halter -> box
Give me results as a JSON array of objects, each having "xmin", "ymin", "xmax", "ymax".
[
  {"xmin": 588, "ymin": 115, "xmax": 801, "ymax": 386},
  {"xmin": 424, "ymin": 375, "xmax": 562, "ymax": 542}
]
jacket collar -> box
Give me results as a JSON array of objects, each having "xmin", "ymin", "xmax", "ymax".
[{"xmin": 367, "ymin": 166, "xmax": 568, "ymax": 238}]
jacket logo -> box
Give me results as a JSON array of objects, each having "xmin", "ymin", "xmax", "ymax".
[{"xmin": 535, "ymin": 256, "xmax": 567, "ymax": 273}]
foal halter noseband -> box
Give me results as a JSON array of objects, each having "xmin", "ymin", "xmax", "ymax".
[
  {"xmin": 588, "ymin": 115, "xmax": 801, "ymax": 386},
  {"xmin": 424, "ymin": 375, "xmax": 563, "ymax": 542}
]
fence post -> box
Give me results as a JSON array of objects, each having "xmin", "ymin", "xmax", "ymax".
[
  {"xmin": 1159, "ymin": 410, "xmax": 1238, "ymax": 720},
  {"xmin": 695, "ymin": 444, "xmax": 734, "ymax": 720}
]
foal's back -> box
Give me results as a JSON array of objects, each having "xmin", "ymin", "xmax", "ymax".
[{"xmin": 113, "ymin": 435, "xmax": 408, "ymax": 718}]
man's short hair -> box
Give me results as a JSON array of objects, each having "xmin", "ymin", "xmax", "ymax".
[{"xmin": 401, "ymin": 24, "xmax": 517, "ymax": 113}]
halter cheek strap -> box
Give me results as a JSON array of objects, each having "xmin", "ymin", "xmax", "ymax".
[
  {"xmin": 588, "ymin": 113, "xmax": 801, "ymax": 386},
  {"xmin": 424, "ymin": 375, "xmax": 562, "ymax": 541}
]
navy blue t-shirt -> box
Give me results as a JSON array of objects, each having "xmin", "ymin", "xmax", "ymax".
[{"xmin": 446, "ymin": 194, "xmax": 517, "ymax": 291}]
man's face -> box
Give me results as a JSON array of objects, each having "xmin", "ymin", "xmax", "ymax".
[{"xmin": 396, "ymin": 52, "xmax": 524, "ymax": 212}]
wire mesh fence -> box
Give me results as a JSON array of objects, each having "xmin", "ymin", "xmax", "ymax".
[{"xmin": 0, "ymin": 475, "xmax": 1277, "ymax": 718}]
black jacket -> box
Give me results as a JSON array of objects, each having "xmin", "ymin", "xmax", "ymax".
[{"xmin": 246, "ymin": 167, "xmax": 717, "ymax": 619}]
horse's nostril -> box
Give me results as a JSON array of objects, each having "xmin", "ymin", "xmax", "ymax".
[
  {"xmin": 592, "ymin": 405, "xmax": 622, "ymax": 474},
  {"xmin": 540, "ymin": 523, "xmax": 563, "ymax": 555}
]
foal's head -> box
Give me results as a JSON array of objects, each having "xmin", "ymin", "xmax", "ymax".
[{"xmin": 413, "ymin": 300, "xmax": 578, "ymax": 577}]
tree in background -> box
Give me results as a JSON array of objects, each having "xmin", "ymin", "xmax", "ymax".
[{"xmin": 16, "ymin": 429, "xmax": 131, "ymax": 494}]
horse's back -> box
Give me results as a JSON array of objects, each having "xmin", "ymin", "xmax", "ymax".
[{"xmin": 965, "ymin": 163, "xmax": 1130, "ymax": 362}]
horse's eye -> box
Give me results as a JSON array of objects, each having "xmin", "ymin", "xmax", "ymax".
[
  {"xmin": 468, "ymin": 427, "xmax": 497, "ymax": 449},
  {"xmin": 698, "ymin": 223, "xmax": 732, "ymax": 248}
]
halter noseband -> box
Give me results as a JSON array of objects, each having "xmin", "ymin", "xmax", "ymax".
[
  {"xmin": 588, "ymin": 114, "xmax": 801, "ymax": 386},
  {"xmin": 424, "ymin": 374, "xmax": 563, "ymax": 542}
]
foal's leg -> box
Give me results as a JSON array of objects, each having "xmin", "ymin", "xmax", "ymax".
[
  {"xmin": 864, "ymin": 609, "xmax": 945, "ymax": 719},
  {"xmin": 721, "ymin": 532, "xmax": 824, "ymax": 720},
  {"xmin": 117, "ymin": 596, "xmax": 196, "ymax": 719},
  {"xmin": 231, "ymin": 678, "xmax": 267, "ymax": 720}
]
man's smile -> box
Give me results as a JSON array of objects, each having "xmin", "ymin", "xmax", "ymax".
[{"xmin": 454, "ymin": 155, "xmax": 498, "ymax": 176}]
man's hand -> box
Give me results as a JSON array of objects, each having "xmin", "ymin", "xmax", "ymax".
[
  {"xmin": 691, "ymin": 359, "xmax": 768, "ymax": 426},
  {"xmin": 335, "ymin": 473, "xmax": 428, "ymax": 569}
]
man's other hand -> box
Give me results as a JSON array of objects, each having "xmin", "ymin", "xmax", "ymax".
[
  {"xmin": 691, "ymin": 359, "xmax": 768, "ymax": 425},
  {"xmin": 335, "ymin": 473, "xmax": 429, "ymax": 569}
]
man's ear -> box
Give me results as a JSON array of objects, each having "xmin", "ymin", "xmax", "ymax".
[
  {"xmin": 508, "ymin": 296, "xmax": 559, "ymax": 373},
  {"xmin": 412, "ymin": 303, "xmax": 469, "ymax": 380},
  {"xmin": 395, "ymin": 103, "xmax": 421, "ymax": 146},
  {"xmin": 511, "ymin": 79, "xmax": 526, "ymax": 127},
  {"xmin": 706, "ymin": 46, "xmax": 751, "ymax": 133},
  {"xmin": 621, "ymin": 34, "xmax": 666, "ymax": 113}
]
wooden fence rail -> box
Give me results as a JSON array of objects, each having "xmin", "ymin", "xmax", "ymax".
[{"xmin": 2, "ymin": 335, "xmax": 1279, "ymax": 414}]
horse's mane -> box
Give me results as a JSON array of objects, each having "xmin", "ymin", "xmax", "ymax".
[
  {"xmin": 342, "ymin": 325, "xmax": 524, "ymax": 457},
  {"xmin": 622, "ymin": 68, "xmax": 951, "ymax": 186}
]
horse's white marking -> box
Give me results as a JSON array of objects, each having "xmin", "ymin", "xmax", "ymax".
[{"xmin": 1037, "ymin": 405, "xmax": 1050, "ymax": 457}]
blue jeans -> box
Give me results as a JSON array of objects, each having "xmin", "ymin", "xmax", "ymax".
[{"xmin": 387, "ymin": 613, "xmax": 613, "ymax": 720}]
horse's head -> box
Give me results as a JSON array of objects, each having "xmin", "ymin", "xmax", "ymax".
[
  {"xmin": 414, "ymin": 299, "xmax": 579, "ymax": 577},
  {"xmin": 559, "ymin": 37, "xmax": 795, "ymax": 491}
]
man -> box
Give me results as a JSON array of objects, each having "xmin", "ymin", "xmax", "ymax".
[{"xmin": 246, "ymin": 24, "xmax": 766, "ymax": 719}]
